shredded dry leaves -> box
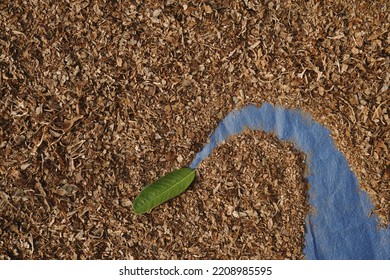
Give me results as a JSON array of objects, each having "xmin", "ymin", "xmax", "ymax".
[
  {"xmin": 193, "ymin": 130, "xmax": 310, "ymax": 259},
  {"xmin": 0, "ymin": 0, "xmax": 389, "ymax": 259}
]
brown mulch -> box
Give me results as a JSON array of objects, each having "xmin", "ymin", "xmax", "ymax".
[{"xmin": 0, "ymin": 0, "xmax": 388, "ymax": 259}]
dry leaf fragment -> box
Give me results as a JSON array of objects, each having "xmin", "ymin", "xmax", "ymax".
[
  {"xmin": 355, "ymin": 32, "xmax": 364, "ymax": 47},
  {"xmin": 351, "ymin": 47, "xmax": 360, "ymax": 55},
  {"xmin": 152, "ymin": 9, "xmax": 162, "ymax": 18},
  {"xmin": 93, "ymin": 4, "xmax": 103, "ymax": 16},
  {"xmin": 204, "ymin": 5, "xmax": 213, "ymax": 14},
  {"xmin": 20, "ymin": 163, "xmax": 31, "ymax": 170}
]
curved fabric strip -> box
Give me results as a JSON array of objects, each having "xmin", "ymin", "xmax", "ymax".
[{"xmin": 189, "ymin": 103, "xmax": 390, "ymax": 259}]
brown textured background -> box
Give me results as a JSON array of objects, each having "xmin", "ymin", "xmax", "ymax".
[{"xmin": 0, "ymin": 0, "xmax": 388, "ymax": 259}]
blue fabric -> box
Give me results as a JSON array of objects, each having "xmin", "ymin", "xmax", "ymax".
[{"xmin": 189, "ymin": 103, "xmax": 390, "ymax": 259}]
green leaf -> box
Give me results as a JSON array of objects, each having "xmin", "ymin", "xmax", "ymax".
[{"xmin": 133, "ymin": 167, "xmax": 196, "ymax": 214}]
